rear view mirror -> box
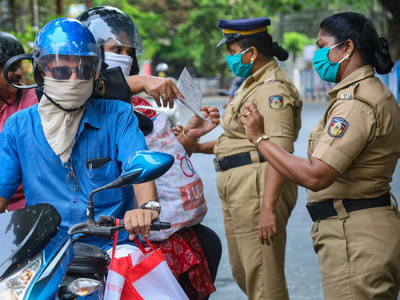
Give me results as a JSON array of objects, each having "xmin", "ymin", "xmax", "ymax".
[
  {"xmin": 104, "ymin": 151, "xmax": 174, "ymax": 189},
  {"xmin": 3, "ymin": 53, "xmax": 38, "ymax": 90},
  {"xmin": 87, "ymin": 150, "xmax": 174, "ymax": 225}
]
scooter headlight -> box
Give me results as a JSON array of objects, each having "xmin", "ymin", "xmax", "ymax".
[{"xmin": 0, "ymin": 253, "xmax": 42, "ymax": 300}]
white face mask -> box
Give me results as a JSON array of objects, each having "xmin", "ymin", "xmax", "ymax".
[
  {"xmin": 39, "ymin": 77, "xmax": 94, "ymax": 162},
  {"xmin": 104, "ymin": 52, "xmax": 133, "ymax": 77},
  {"xmin": 43, "ymin": 76, "xmax": 93, "ymax": 110}
]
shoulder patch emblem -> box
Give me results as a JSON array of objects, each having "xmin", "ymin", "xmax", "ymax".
[
  {"xmin": 328, "ymin": 117, "xmax": 349, "ymax": 138},
  {"xmin": 269, "ymin": 95, "xmax": 283, "ymax": 110}
]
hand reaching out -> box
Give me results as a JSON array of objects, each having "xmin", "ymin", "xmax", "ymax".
[
  {"xmin": 184, "ymin": 106, "xmax": 220, "ymax": 140},
  {"xmin": 172, "ymin": 124, "xmax": 184, "ymax": 137}
]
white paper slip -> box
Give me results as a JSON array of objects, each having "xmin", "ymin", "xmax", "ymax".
[{"xmin": 177, "ymin": 67, "xmax": 212, "ymax": 124}]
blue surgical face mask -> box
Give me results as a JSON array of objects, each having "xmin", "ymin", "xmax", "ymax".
[
  {"xmin": 226, "ymin": 48, "xmax": 253, "ymax": 77},
  {"xmin": 313, "ymin": 41, "xmax": 351, "ymax": 83}
]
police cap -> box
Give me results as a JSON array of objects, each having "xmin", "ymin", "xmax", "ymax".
[{"xmin": 217, "ymin": 17, "xmax": 271, "ymax": 47}]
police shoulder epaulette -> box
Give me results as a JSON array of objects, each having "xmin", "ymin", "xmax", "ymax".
[{"xmin": 263, "ymin": 67, "xmax": 276, "ymax": 85}]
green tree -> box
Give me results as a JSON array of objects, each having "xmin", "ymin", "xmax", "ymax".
[
  {"xmin": 138, "ymin": 0, "xmax": 303, "ymax": 77},
  {"xmin": 283, "ymin": 32, "xmax": 313, "ymax": 58},
  {"xmin": 2, "ymin": 0, "xmax": 399, "ymax": 77}
]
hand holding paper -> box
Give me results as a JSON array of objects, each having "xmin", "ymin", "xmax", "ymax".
[
  {"xmin": 177, "ymin": 68, "xmax": 212, "ymax": 124},
  {"xmin": 184, "ymin": 106, "xmax": 220, "ymax": 141}
]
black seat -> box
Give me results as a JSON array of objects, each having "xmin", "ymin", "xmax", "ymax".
[{"xmin": 67, "ymin": 243, "xmax": 110, "ymax": 276}]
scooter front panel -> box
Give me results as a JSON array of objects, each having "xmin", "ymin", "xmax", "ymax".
[{"xmin": 26, "ymin": 229, "xmax": 73, "ymax": 299}]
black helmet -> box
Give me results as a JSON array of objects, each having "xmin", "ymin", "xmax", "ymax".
[
  {"xmin": 0, "ymin": 32, "xmax": 25, "ymax": 65},
  {"xmin": 77, "ymin": 6, "xmax": 143, "ymax": 76},
  {"xmin": 0, "ymin": 32, "xmax": 25, "ymax": 105}
]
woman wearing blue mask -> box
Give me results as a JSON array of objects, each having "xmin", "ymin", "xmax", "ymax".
[
  {"xmin": 194, "ymin": 17, "xmax": 303, "ymax": 300},
  {"xmin": 241, "ymin": 12, "xmax": 400, "ymax": 300}
]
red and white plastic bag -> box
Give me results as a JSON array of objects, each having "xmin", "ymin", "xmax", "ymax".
[{"xmin": 104, "ymin": 223, "xmax": 188, "ymax": 300}]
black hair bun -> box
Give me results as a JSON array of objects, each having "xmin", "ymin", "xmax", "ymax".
[
  {"xmin": 373, "ymin": 37, "xmax": 394, "ymax": 75},
  {"xmin": 272, "ymin": 42, "xmax": 289, "ymax": 61},
  {"xmin": 378, "ymin": 37, "xmax": 388, "ymax": 50}
]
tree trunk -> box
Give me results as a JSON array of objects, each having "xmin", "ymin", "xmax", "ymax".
[
  {"xmin": 56, "ymin": 0, "xmax": 62, "ymax": 15},
  {"xmin": 85, "ymin": 0, "xmax": 93, "ymax": 8},
  {"xmin": 378, "ymin": 0, "xmax": 400, "ymax": 60},
  {"xmin": 9, "ymin": 0, "xmax": 17, "ymax": 32}
]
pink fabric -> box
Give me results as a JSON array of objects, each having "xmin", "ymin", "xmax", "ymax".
[
  {"xmin": 0, "ymin": 88, "xmax": 38, "ymax": 129},
  {"xmin": 6, "ymin": 185, "xmax": 25, "ymax": 211},
  {"xmin": 0, "ymin": 88, "xmax": 38, "ymax": 210}
]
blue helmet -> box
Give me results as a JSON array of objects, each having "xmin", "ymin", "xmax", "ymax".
[
  {"xmin": 33, "ymin": 18, "xmax": 99, "ymax": 60},
  {"xmin": 33, "ymin": 18, "xmax": 100, "ymax": 81}
]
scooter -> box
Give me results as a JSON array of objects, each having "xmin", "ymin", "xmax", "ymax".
[{"xmin": 0, "ymin": 150, "xmax": 174, "ymax": 300}]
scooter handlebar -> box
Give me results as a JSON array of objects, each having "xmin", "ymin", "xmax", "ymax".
[
  {"xmin": 68, "ymin": 217, "xmax": 171, "ymax": 241},
  {"xmin": 118, "ymin": 219, "xmax": 171, "ymax": 231}
]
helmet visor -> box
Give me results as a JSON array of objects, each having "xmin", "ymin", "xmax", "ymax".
[
  {"xmin": 36, "ymin": 41, "xmax": 100, "ymax": 80},
  {"xmin": 39, "ymin": 54, "xmax": 100, "ymax": 81},
  {"xmin": 86, "ymin": 15, "xmax": 143, "ymax": 55}
]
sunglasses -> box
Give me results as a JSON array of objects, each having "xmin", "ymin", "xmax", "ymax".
[
  {"xmin": 44, "ymin": 65, "xmax": 96, "ymax": 80},
  {"xmin": 0, "ymin": 61, "xmax": 22, "ymax": 72}
]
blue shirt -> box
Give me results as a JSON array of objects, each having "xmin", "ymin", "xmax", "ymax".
[{"xmin": 0, "ymin": 98, "xmax": 148, "ymax": 249}]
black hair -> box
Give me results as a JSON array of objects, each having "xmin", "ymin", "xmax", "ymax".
[
  {"xmin": 237, "ymin": 31, "xmax": 289, "ymax": 61},
  {"xmin": 320, "ymin": 12, "xmax": 394, "ymax": 75}
]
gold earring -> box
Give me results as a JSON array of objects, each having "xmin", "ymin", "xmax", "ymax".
[
  {"xmin": 251, "ymin": 57, "xmax": 254, "ymax": 63},
  {"xmin": 346, "ymin": 52, "xmax": 352, "ymax": 60}
]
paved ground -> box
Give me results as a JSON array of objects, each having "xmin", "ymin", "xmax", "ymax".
[{"xmin": 176, "ymin": 97, "xmax": 400, "ymax": 300}]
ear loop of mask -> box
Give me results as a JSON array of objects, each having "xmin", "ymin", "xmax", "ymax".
[
  {"xmin": 242, "ymin": 48, "xmax": 255, "ymax": 65},
  {"xmin": 338, "ymin": 52, "xmax": 351, "ymax": 63},
  {"xmin": 241, "ymin": 48, "xmax": 251, "ymax": 55},
  {"xmin": 329, "ymin": 41, "xmax": 351, "ymax": 64}
]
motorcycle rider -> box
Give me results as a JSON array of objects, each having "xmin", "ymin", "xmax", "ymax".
[
  {"xmin": 0, "ymin": 32, "xmax": 38, "ymax": 211},
  {"xmin": 0, "ymin": 18, "xmax": 159, "ymax": 251}
]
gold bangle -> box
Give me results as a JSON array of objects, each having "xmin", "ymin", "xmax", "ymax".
[{"xmin": 182, "ymin": 127, "xmax": 200, "ymax": 144}]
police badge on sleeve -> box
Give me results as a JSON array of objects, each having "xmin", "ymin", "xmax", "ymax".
[
  {"xmin": 328, "ymin": 117, "xmax": 349, "ymax": 138},
  {"xmin": 269, "ymin": 95, "xmax": 283, "ymax": 110}
]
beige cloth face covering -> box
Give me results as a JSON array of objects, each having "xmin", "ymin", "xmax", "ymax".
[{"xmin": 38, "ymin": 77, "xmax": 93, "ymax": 163}]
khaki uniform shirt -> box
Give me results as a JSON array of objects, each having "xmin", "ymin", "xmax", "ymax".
[
  {"xmin": 214, "ymin": 59, "xmax": 303, "ymax": 158},
  {"xmin": 308, "ymin": 65, "xmax": 400, "ymax": 203}
]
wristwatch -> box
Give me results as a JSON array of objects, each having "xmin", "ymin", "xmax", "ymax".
[
  {"xmin": 140, "ymin": 201, "xmax": 161, "ymax": 214},
  {"xmin": 255, "ymin": 135, "xmax": 269, "ymax": 151}
]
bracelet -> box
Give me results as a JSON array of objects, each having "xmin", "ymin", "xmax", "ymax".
[
  {"xmin": 182, "ymin": 127, "xmax": 200, "ymax": 144},
  {"xmin": 255, "ymin": 135, "xmax": 270, "ymax": 151}
]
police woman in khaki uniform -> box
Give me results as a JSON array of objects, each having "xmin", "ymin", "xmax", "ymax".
[
  {"xmin": 194, "ymin": 18, "xmax": 302, "ymax": 300},
  {"xmin": 241, "ymin": 12, "xmax": 400, "ymax": 300}
]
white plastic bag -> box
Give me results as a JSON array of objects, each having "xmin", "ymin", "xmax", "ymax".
[{"xmin": 145, "ymin": 112, "xmax": 207, "ymax": 241}]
